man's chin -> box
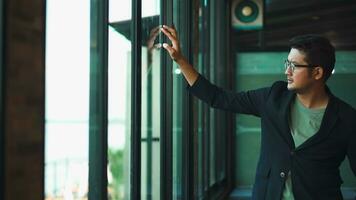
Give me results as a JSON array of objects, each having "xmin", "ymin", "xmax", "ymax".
[{"xmin": 287, "ymin": 84, "xmax": 295, "ymax": 91}]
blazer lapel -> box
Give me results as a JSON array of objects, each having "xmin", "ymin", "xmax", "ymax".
[{"xmin": 266, "ymin": 89, "xmax": 296, "ymax": 149}]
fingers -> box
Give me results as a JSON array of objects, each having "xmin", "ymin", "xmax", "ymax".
[
  {"xmin": 161, "ymin": 25, "xmax": 182, "ymax": 61},
  {"xmin": 160, "ymin": 27, "xmax": 180, "ymax": 50},
  {"xmin": 162, "ymin": 43, "xmax": 174, "ymax": 54},
  {"xmin": 154, "ymin": 43, "xmax": 162, "ymax": 49},
  {"xmin": 162, "ymin": 43, "xmax": 180, "ymax": 61},
  {"xmin": 162, "ymin": 25, "xmax": 177, "ymax": 37},
  {"xmin": 149, "ymin": 26, "xmax": 160, "ymax": 37},
  {"xmin": 160, "ymin": 27, "xmax": 175, "ymax": 41}
]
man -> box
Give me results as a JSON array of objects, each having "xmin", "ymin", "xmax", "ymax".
[{"xmin": 161, "ymin": 25, "xmax": 356, "ymax": 200}]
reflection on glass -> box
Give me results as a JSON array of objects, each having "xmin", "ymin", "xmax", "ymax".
[
  {"xmin": 210, "ymin": 113, "xmax": 216, "ymax": 187},
  {"xmin": 172, "ymin": 1, "xmax": 183, "ymax": 198},
  {"xmin": 45, "ymin": 0, "xmax": 90, "ymax": 199},
  {"xmin": 141, "ymin": 0, "xmax": 161, "ymax": 199},
  {"xmin": 107, "ymin": 0, "xmax": 132, "ymax": 199},
  {"xmin": 196, "ymin": 1, "xmax": 205, "ymax": 197},
  {"xmin": 172, "ymin": 62, "xmax": 183, "ymax": 199}
]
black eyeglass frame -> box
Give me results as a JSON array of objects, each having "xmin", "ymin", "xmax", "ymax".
[{"xmin": 284, "ymin": 59, "xmax": 317, "ymax": 72}]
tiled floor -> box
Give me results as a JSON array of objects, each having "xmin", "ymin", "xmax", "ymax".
[{"xmin": 229, "ymin": 187, "xmax": 356, "ymax": 200}]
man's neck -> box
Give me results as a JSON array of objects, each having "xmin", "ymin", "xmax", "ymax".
[{"xmin": 296, "ymin": 84, "xmax": 329, "ymax": 109}]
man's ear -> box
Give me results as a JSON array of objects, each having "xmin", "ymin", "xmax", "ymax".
[{"xmin": 313, "ymin": 66, "xmax": 324, "ymax": 80}]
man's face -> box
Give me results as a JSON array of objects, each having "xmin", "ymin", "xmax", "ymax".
[{"xmin": 285, "ymin": 48, "xmax": 315, "ymax": 92}]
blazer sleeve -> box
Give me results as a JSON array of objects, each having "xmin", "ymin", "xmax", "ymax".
[
  {"xmin": 347, "ymin": 127, "xmax": 356, "ymax": 200},
  {"xmin": 187, "ymin": 74, "xmax": 270, "ymax": 117},
  {"xmin": 347, "ymin": 126, "xmax": 356, "ymax": 177}
]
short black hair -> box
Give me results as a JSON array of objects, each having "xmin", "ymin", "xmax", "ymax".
[{"xmin": 289, "ymin": 34, "xmax": 335, "ymax": 81}]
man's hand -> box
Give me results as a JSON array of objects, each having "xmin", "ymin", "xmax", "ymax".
[
  {"xmin": 160, "ymin": 25, "xmax": 185, "ymax": 63},
  {"xmin": 147, "ymin": 26, "xmax": 160, "ymax": 52},
  {"xmin": 160, "ymin": 24, "xmax": 199, "ymax": 86}
]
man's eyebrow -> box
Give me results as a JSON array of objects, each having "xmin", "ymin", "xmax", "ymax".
[{"xmin": 288, "ymin": 59, "xmax": 303, "ymax": 65}]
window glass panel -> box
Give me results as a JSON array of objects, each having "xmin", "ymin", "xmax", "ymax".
[
  {"xmin": 208, "ymin": 0, "xmax": 217, "ymax": 186},
  {"xmin": 172, "ymin": 62, "xmax": 183, "ymax": 199},
  {"xmin": 209, "ymin": 0, "xmax": 227, "ymax": 188},
  {"xmin": 197, "ymin": 0, "xmax": 207, "ymax": 196},
  {"xmin": 235, "ymin": 52, "xmax": 285, "ymax": 188},
  {"xmin": 209, "ymin": 63, "xmax": 216, "ymax": 189},
  {"xmin": 209, "ymin": 113, "xmax": 216, "ymax": 187},
  {"xmin": 45, "ymin": 0, "xmax": 90, "ymax": 199},
  {"xmin": 107, "ymin": 0, "xmax": 132, "ymax": 199},
  {"xmin": 196, "ymin": 2, "xmax": 204, "ymax": 195},
  {"xmin": 141, "ymin": 0, "xmax": 161, "ymax": 199},
  {"xmin": 172, "ymin": 0, "xmax": 184, "ymax": 199},
  {"xmin": 191, "ymin": 20, "xmax": 204, "ymax": 195},
  {"xmin": 197, "ymin": 101, "xmax": 204, "ymax": 198}
]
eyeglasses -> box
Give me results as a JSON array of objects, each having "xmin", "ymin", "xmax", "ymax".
[{"xmin": 284, "ymin": 59, "xmax": 316, "ymax": 72}]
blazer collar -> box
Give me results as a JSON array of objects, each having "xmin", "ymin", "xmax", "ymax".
[{"xmin": 266, "ymin": 85, "xmax": 339, "ymax": 150}]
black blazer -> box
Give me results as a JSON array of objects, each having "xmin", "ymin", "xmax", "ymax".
[{"xmin": 188, "ymin": 75, "xmax": 356, "ymax": 200}]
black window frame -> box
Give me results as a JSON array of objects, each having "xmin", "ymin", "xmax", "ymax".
[
  {"xmin": 131, "ymin": 0, "xmax": 142, "ymax": 199},
  {"xmin": 0, "ymin": 0, "xmax": 5, "ymax": 198},
  {"xmin": 88, "ymin": 0, "xmax": 109, "ymax": 199},
  {"xmin": 161, "ymin": 0, "xmax": 174, "ymax": 199}
]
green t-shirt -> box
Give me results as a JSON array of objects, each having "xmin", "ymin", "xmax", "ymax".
[{"xmin": 282, "ymin": 97, "xmax": 326, "ymax": 200}]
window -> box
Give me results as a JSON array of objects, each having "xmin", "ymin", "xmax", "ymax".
[
  {"xmin": 45, "ymin": 0, "xmax": 233, "ymax": 199},
  {"xmin": 141, "ymin": 1, "xmax": 161, "ymax": 198},
  {"xmin": 45, "ymin": 0, "xmax": 90, "ymax": 199},
  {"xmin": 107, "ymin": 0, "xmax": 132, "ymax": 199},
  {"xmin": 192, "ymin": 0, "xmax": 230, "ymax": 198}
]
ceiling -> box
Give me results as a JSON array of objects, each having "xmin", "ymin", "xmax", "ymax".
[{"xmin": 233, "ymin": 0, "xmax": 356, "ymax": 51}]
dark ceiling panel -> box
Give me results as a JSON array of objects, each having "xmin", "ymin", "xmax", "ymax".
[{"xmin": 234, "ymin": 0, "xmax": 356, "ymax": 51}]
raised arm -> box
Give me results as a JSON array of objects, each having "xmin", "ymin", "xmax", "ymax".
[
  {"xmin": 161, "ymin": 25, "xmax": 270, "ymax": 116},
  {"xmin": 160, "ymin": 25, "xmax": 198, "ymax": 86}
]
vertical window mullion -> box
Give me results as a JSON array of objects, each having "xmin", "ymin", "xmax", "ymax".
[
  {"xmin": 131, "ymin": 0, "xmax": 141, "ymax": 199},
  {"xmin": 180, "ymin": 0, "xmax": 194, "ymax": 198},
  {"xmin": 181, "ymin": 0, "xmax": 194, "ymax": 199},
  {"xmin": 0, "ymin": 0, "xmax": 4, "ymax": 198},
  {"xmin": 202, "ymin": 0, "xmax": 210, "ymax": 196},
  {"xmin": 206, "ymin": 0, "xmax": 211, "ymax": 195},
  {"xmin": 161, "ymin": 0, "xmax": 173, "ymax": 199},
  {"xmin": 89, "ymin": 0, "xmax": 109, "ymax": 199},
  {"xmin": 226, "ymin": 0, "xmax": 235, "ymax": 191}
]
